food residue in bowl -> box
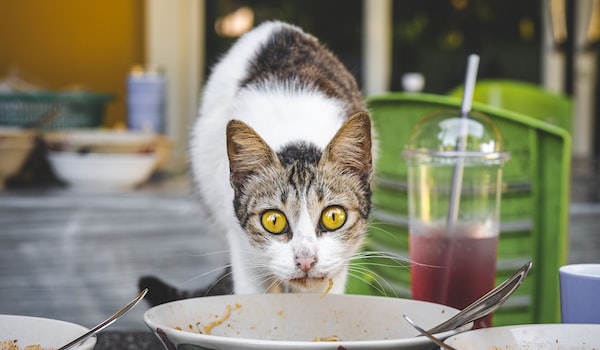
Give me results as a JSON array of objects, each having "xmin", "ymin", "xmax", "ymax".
[
  {"xmin": 313, "ymin": 336, "xmax": 341, "ymax": 342},
  {"xmin": 1, "ymin": 340, "xmax": 44, "ymax": 350},
  {"xmin": 200, "ymin": 303, "xmax": 242, "ymax": 335}
]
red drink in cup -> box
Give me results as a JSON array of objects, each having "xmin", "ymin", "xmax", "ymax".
[{"xmin": 409, "ymin": 225, "xmax": 499, "ymax": 328}]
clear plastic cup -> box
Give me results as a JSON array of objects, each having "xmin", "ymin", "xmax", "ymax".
[{"xmin": 403, "ymin": 110, "xmax": 509, "ymax": 328}]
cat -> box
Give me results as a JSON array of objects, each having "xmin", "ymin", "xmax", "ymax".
[{"xmin": 140, "ymin": 20, "xmax": 374, "ymax": 301}]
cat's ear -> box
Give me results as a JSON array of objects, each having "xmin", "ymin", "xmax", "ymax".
[
  {"xmin": 320, "ymin": 112, "xmax": 373, "ymax": 182},
  {"xmin": 226, "ymin": 119, "xmax": 279, "ymax": 187}
]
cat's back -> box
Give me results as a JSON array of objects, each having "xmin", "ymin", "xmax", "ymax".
[
  {"xmin": 199, "ymin": 21, "xmax": 289, "ymax": 108},
  {"xmin": 196, "ymin": 20, "xmax": 365, "ymax": 143}
]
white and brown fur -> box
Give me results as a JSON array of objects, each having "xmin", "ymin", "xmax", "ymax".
[{"xmin": 189, "ymin": 21, "xmax": 374, "ymax": 295}]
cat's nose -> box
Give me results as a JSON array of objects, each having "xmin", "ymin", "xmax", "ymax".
[{"xmin": 295, "ymin": 255, "xmax": 317, "ymax": 272}]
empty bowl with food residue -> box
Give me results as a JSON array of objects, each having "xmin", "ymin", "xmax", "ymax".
[{"xmin": 144, "ymin": 293, "xmax": 471, "ymax": 350}]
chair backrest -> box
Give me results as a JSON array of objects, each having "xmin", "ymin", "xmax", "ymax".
[
  {"xmin": 346, "ymin": 92, "xmax": 571, "ymax": 326},
  {"xmin": 448, "ymin": 79, "xmax": 573, "ymax": 134}
]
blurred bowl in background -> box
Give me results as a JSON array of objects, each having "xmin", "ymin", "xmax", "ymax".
[
  {"xmin": 0, "ymin": 128, "xmax": 35, "ymax": 188},
  {"xmin": 43, "ymin": 129, "xmax": 171, "ymax": 172},
  {"xmin": 48, "ymin": 151, "xmax": 158, "ymax": 191},
  {"xmin": 0, "ymin": 314, "xmax": 96, "ymax": 350}
]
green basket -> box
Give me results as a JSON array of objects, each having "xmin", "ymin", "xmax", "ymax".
[
  {"xmin": 346, "ymin": 92, "xmax": 571, "ymax": 326},
  {"xmin": 0, "ymin": 92, "xmax": 114, "ymax": 129}
]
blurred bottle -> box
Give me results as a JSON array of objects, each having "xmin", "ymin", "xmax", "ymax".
[{"xmin": 126, "ymin": 65, "xmax": 166, "ymax": 133}]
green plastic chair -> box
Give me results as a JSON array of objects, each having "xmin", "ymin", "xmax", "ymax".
[
  {"xmin": 346, "ymin": 93, "xmax": 571, "ymax": 326},
  {"xmin": 448, "ymin": 79, "xmax": 573, "ymax": 134}
]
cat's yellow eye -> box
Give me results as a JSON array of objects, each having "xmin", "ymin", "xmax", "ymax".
[
  {"xmin": 321, "ymin": 206, "xmax": 347, "ymax": 231},
  {"xmin": 261, "ymin": 210, "xmax": 288, "ymax": 234}
]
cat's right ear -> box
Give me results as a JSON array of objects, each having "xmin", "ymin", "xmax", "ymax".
[{"xmin": 226, "ymin": 120, "xmax": 279, "ymax": 188}]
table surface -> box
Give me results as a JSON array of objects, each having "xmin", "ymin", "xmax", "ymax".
[{"xmin": 96, "ymin": 332, "xmax": 163, "ymax": 350}]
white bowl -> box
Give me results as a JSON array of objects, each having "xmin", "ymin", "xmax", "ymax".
[
  {"xmin": 444, "ymin": 324, "xmax": 600, "ymax": 349},
  {"xmin": 0, "ymin": 314, "xmax": 96, "ymax": 350},
  {"xmin": 48, "ymin": 151, "xmax": 157, "ymax": 191},
  {"xmin": 144, "ymin": 293, "xmax": 470, "ymax": 350},
  {"xmin": 0, "ymin": 128, "xmax": 35, "ymax": 188}
]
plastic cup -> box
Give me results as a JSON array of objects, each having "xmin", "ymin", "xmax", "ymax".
[
  {"xmin": 559, "ymin": 264, "xmax": 600, "ymax": 323},
  {"xmin": 403, "ymin": 110, "xmax": 509, "ymax": 328}
]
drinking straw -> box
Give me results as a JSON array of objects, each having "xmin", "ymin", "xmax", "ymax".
[
  {"xmin": 438, "ymin": 54, "xmax": 480, "ymax": 306},
  {"xmin": 445, "ymin": 54, "xmax": 480, "ymax": 231}
]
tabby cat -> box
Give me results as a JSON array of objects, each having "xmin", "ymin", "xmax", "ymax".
[{"xmin": 142, "ymin": 21, "xmax": 374, "ymax": 300}]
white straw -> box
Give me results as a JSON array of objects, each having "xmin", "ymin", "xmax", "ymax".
[
  {"xmin": 446, "ymin": 54, "xmax": 480, "ymax": 229},
  {"xmin": 460, "ymin": 55, "xmax": 480, "ymax": 116}
]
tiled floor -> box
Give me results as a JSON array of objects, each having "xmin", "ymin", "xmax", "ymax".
[{"xmin": 0, "ymin": 158, "xmax": 599, "ymax": 334}]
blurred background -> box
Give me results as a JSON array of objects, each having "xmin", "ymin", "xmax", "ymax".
[
  {"xmin": 1, "ymin": 0, "xmax": 598, "ymax": 163},
  {"xmin": 0, "ymin": 0, "xmax": 599, "ymax": 334}
]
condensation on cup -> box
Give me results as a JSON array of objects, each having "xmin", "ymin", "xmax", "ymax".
[{"xmin": 126, "ymin": 65, "xmax": 167, "ymax": 133}]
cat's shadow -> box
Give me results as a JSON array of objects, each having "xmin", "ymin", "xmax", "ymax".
[{"xmin": 138, "ymin": 266, "xmax": 233, "ymax": 307}]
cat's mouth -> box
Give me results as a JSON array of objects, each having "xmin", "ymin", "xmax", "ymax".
[{"xmin": 288, "ymin": 276, "xmax": 326, "ymax": 288}]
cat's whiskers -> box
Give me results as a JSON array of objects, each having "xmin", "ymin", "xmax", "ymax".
[
  {"xmin": 264, "ymin": 277, "xmax": 285, "ymax": 294},
  {"xmin": 346, "ymin": 267, "xmax": 392, "ymax": 296},
  {"xmin": 344, "ymin": 247, "xmax": 414, "ymax": 297},
  {"xmin": 347, "ymin": 262, "xmax": 410, "ymax": 298},
  {"xmin": 185, "ymin": 263, "xmax": 233, "ymax": 285},
  {"xmin": 185, "ymin": 249, "xmax": 232, "ymax": 258},
  {"xmin": 232, "ymin": 250, "xmax": 281, "ymax": 285},
  {"xmin": 200, "ymin": 265, "xmax": 236, "ymax": 296},
  {"xmin": 365, "ymin": 221, "xmax": 415, "ymax": 247},
  {"xmin": 350, "ymin": 250, "xmax": 411, "ymax": 267}
]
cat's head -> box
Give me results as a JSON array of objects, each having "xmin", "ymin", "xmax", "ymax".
[{"xmin": 226, "ymin": 112, "xmax": 373, "ymax": 292}]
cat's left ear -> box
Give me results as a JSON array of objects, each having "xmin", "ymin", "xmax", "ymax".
[
  {"xmin": 320, "ymin": 112, "xmax": 373, "ymax": 182},
  {"xmin": 226, "ymin": 119, "xmax": 279, "ymax": 188}
]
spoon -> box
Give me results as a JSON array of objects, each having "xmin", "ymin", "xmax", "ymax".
[
  {"xmin": 403, "ymin": 315, "xmax": 458, "ymax": 350},
  {"xmin": 57, "ymin": 288, "xmax": 148, "ymax": 350},
  {"xmin": 425, "ymin": 261, "xmax": 532, "ymax": 335}
]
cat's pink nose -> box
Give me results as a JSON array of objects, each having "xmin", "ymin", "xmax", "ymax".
[{"xmin": 295, "ymin": 256, "xmax": 317, "ymax": 272}]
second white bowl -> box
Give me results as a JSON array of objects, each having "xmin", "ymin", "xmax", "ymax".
[
  {"xmin": 48, "ymin": 151, "xmax": 157, "ymax": 191},
  {"xmin": 0, "ymin": 314, "xmax": 96, "ymax": 350}
]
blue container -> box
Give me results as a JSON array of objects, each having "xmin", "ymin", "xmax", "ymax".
[
  {"xmin": 126, "ymin": 66, "xmax": 166, "ymax": 133},
  {"xmin": 559, "ymin": 264, "xmax": 600, "ymax": 324}
]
